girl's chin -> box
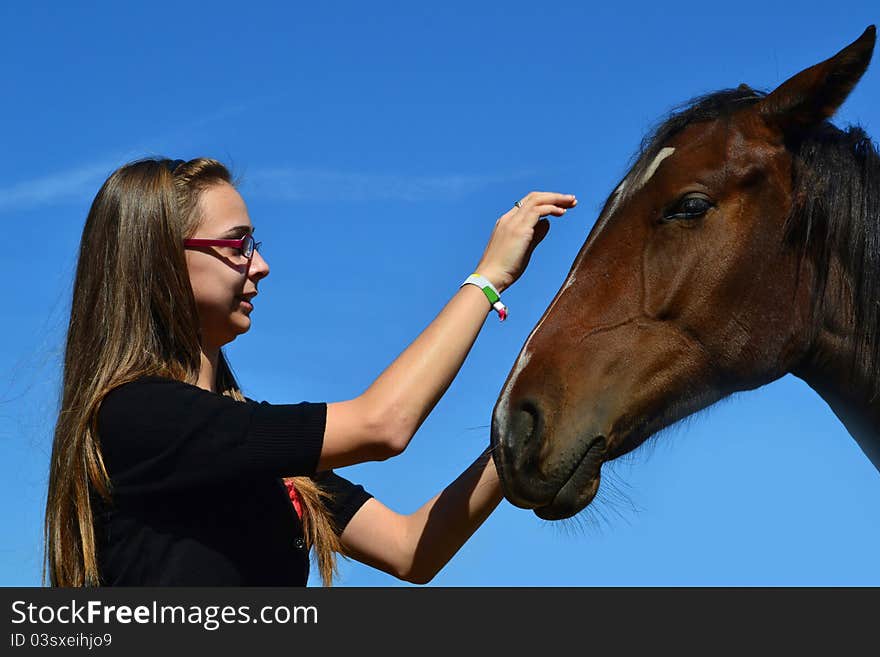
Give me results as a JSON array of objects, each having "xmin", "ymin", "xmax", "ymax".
[{"xmin": 223, "ymin": 313, "xmax": 251, "ymax": 339}]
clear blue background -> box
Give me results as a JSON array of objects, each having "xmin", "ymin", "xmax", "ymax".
[{"xmin": 1, "ymin": 1, "xmax": 878, "ymax": 586}]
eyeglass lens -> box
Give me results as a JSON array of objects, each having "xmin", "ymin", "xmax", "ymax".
[{"xmin": 241, "ymin": 235, "xmax": 262, "ymax": 259}]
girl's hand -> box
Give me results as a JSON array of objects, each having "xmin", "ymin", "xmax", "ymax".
[{"xmin": 474, "ymin": 191, "xmax": 577, "ymax": 293}]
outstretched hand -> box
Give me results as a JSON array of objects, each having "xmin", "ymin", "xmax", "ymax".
[{"xmin": 475, "ymin": 191, "xmax": 577, "ymax": 293}]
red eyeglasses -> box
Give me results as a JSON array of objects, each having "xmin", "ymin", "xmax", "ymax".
[{"xmin": 183, "ymin": 234, "xmax": 262, "ymax": 260}]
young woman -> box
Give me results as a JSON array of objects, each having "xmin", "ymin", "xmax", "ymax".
[{"xmin": 44, "ymin": 157, "xmax": 576, "ymax": 586}]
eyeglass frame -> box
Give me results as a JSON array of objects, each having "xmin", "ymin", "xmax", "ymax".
[{"xmin": 183, "ymin": 234, "xmax": 262, "ymax": 260}]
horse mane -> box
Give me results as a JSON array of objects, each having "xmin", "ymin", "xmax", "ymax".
[
  {"xmin": 788, "ymin": 123, "xmax": 880, "ymax": 401},
  {"xmin": 620, "ymin": 87, "xmax": 880, "ymax": 401}
]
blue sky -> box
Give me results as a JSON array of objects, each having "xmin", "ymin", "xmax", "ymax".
[{"xmin": 1, "ymin": 1, "xmax": 878, "ymax": 586}]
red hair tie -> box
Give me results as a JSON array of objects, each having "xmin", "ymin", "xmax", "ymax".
[{"xmin": 284, "ymin": 480, "xmax": 305, "ymax": 520}]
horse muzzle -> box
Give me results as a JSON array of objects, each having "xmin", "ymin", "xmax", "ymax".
[{"xmin": 491, "ymin": 397, "xmax": 608, "ymax": 519}]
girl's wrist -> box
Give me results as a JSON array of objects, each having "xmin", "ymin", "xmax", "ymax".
[
  {"xmin": 473, "ymin": 267, "xmax": 508, "ymax": 294},
  {"xmin": 462, "ymin": 272, "xmax": 509, "ymax": 321}
]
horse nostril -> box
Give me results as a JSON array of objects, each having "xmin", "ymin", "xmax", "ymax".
[{"xmin": 512, "ymin": 399, "xmax": 544, "ymax": 448}]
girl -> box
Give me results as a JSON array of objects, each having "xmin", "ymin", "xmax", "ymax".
[{"xmin": 44, "ymin": 157, "xmax": 576, "ymax": 586}]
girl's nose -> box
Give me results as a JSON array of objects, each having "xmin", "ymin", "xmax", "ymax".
[{"xmin": 249, "ymin": 250, "xmax": 270, "ymax": 280}]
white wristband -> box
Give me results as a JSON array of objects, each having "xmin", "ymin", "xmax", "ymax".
[{"xmin": 461, "ymin": 273, "xmax": 508, "ymax": 321}]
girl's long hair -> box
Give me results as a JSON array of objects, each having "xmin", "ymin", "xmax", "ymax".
[{"xmin": 44, "ymin": 157, "xmax": 341, "ymax": 587}]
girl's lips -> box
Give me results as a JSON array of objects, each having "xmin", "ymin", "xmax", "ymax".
[{"xmin": 239, "ymin": 298, "xmax": 253, "ymax": 310}]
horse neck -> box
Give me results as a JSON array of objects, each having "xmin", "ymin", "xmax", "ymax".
[
  {"xmin": 792, "ymin": 266, "xmax": 880, "ymax": 471},
  {"xmin": 786, "ymin": 124, "xmax": 880, "ymax": 469}
]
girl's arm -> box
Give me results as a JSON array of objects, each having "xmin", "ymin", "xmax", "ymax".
[
  {"xmin": 318, "ymin": 192, "xmax": 576, "ymax": 471},
  {"xmin": 338, "ymin": 446, "xmax": 502, "ymax": 584}
]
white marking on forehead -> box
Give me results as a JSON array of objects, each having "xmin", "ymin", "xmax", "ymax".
[
  {"xmin": 636, "ymin": 147, "xmax": 675, "ymax": 189},
  {"xmin": 584, "ymin": 147, "xmax": 675, "ymax": 251}
]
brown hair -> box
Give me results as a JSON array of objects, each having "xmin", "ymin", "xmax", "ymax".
[{"xmin": 44, "ymin": 157, "xmax": 342, "ymax": 587}]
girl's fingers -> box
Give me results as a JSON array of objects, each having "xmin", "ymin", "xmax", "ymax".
[
  {"xmin": 498, "ymin": 192, "xmax": 576, "ymax": 223},
  {"xmin": 517, "ymin": 192, "xmax": 577, "ymax": 210},
  {"xmin": 532, "ymin": 204, "xmax": 568, "ymax": 217},
  {"xmin": 511, "ymin": 203, "xmax": 569, "ymax": 226},
  {"xmin": 531, "ymin": 217, "xmax": 551, "ymax": 245}
]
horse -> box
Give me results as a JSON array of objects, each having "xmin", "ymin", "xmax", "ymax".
[{"xmin": 490, "ymin": 26, "xmax": 878, "ymax": 521}]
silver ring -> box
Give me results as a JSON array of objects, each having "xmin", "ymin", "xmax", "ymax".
[{"xmin": 514, "ymin": 200, "xmax": 523, "ymax": 209}]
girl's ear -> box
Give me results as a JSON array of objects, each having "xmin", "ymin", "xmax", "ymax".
[{"xmin": 757, "ymin": 26, "xmax": 875, "ymax": 134}]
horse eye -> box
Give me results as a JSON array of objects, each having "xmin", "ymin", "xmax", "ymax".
[{"xmin": 663, "ymin": 195, "xmax": 713, "ymax": 221}]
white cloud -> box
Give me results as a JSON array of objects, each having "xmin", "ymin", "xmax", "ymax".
[
  {"xmin": 244, "ymin": 168, "xmax": 522, "ymax": 202},
  {"xmin": 0, "ymin": 100, "xmax": 260, "ymax": 214},
  {"xmin": 0, "ymin": 161, "xmax": 115, "ymax": 212},
  {"xmin": 0, "ymin": 163, "xmax": 526, "ymax": 214}
]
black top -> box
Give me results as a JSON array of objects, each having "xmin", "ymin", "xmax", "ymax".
[{"xmin": 93, "ymin": 375, "xmax": 372, "ymax": 586}]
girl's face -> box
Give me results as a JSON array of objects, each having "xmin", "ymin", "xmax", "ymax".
[{"xmin": 185, "ymin": 183, "xmax": 270, "ymax": 349}]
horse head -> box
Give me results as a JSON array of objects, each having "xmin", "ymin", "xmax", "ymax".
[{"xmin": 491, "ymin": 26, "xmax": 877, "ymax": 520}]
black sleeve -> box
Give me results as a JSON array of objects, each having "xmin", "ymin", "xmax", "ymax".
[
  {"xmin": 314, "ymin": 471, "xmax": 373, "ymax": 535},
  {"xmin": 97, "ymin": 376, "xmax": 326, "ymax": 497}
]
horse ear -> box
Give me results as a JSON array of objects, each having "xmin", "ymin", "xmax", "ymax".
[{"xmin": 758, "ymin": 25, "xmax": 875, "ymax": 132}]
